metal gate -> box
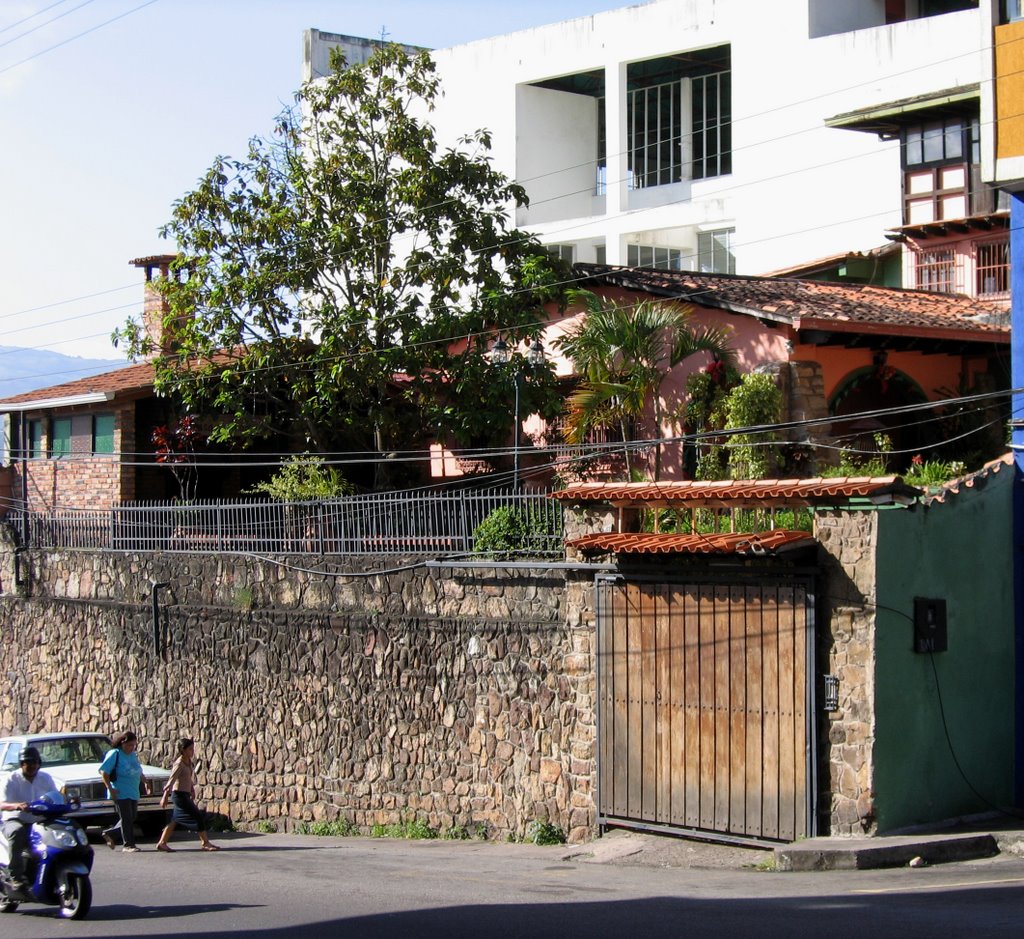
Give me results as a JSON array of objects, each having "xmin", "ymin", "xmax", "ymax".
[{"xmin": 596, "ymin": 575, "xmax": 814, "ymax": 843}]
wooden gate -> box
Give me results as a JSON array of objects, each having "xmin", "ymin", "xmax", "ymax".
[{"xmin": 596, "ymin": 576, "xmax": 813, "ymax": 842}]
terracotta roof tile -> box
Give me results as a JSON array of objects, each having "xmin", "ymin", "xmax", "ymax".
[
  {"xmin": 551, "ymin": 476, "xmax": 922, "ymax": 507},
  {"xmin": 573, "ymin": 264, "xmax": 1009, "ymax": 341},
  {"xmin": 924, "ymin": 452, "xmax": 1015, "ymax": 506},
  {"xmin": 568, "ymin": 530, "xmax": 815, "ymax": 556}
]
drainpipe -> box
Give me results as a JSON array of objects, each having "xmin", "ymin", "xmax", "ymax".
[{"xmin": 151, "ymin": 580, "xmax": 170, "ymax": 654}]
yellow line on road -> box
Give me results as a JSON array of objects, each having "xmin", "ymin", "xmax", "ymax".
[{"xmin": 853, "ymin": 877, "xmax": 1024, "ymax": 895}]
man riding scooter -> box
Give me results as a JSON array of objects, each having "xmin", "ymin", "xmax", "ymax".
[{"xmin": 1, "ymin": 748, "xmax": 57, "ymax": 894}]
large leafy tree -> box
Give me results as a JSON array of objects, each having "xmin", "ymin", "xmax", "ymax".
[
  {"xmin": 116, "ymin": 44, "xmax": 564, "ymax": 487},
  {"xmin": 555, "ymin": 292, "xmax": 733, "ymax": 479}
]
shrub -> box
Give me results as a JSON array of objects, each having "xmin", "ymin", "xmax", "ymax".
[
  {"xmin": 525, "ymin": 820, "xmax": 566, "ymax": 846},
  {"xmin": 472, "ymin": 506, "xmax": 558, "ymax": 559},
  {"xmin": 246, "ymin": 454, "xmax": 353, "ymax": 501},
  {"xmin": 724, "ymin": 372, "xmax": 782, "ymax": 480}
]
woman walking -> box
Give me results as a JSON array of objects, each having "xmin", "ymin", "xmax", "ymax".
[
  {"xmin": 99, "ymin": 731, "xmax": 148, "ymax": 852},
  {"xmin": 155, "ymin": 737, "xmax": 220, "ymax": 852}
]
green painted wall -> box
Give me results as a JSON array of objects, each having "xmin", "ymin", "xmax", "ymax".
[{"xmin": 873, "ymin": 465, "xmax": 1015, "ymax": 831}]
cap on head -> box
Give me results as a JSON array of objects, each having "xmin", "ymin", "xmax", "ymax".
[{"xmin": 20, "ymin": 746, "xmax": 42, "ymax": 765}]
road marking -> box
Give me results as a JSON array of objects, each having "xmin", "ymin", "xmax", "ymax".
[{"xmin": 852, "ymin": 876, "xmax": 1024, "ymax": 895}]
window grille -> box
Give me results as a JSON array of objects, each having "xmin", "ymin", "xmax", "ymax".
[
  {"xmin": 628, "ymin": 80, "xmax": 683, "ymax": 189},
  {"xmin": 976, "ymin": 238, "xmax": 1009, "ymax": 296},
  {"xmin": 915, "ymin": 247, "xmax": 957, "ymax": 292},
  {"xmin": 692, "ymin": 70, "xmax": 732, "ymax": 180}
]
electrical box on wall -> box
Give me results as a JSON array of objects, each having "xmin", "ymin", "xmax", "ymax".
[{"xmin": 913, "ymin": 597, "xmax": 947, "ymax": 653}]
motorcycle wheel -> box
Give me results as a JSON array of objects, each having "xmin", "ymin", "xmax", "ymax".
[{"xmin": 58, "ymin": 874, "xmax": 91, "ymax": 920}]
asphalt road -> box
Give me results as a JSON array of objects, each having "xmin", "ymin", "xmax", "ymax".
[{"xmin": 5, "ymin": 831, "xmax": 1024, "ymax": 938}]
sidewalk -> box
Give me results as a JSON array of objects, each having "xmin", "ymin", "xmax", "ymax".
[{"xmin": 562, "ymin": 818, "xmax": 1024, "ymax": 872}]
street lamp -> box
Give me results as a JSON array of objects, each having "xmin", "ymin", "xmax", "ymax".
[{"xmin": 490, "ymin": 336, "xmax": 547, "ymax": 489}]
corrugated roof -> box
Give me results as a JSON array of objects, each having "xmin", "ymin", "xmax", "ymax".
[
  {"xmin": 551, "ymin": 476, "xmax": 922, "ymax": 507},
  {"xmin": 568, "ymin": 530, "xmax": 815, "ymax": 556},
  {"xmin": 573, "ymin": 264, "xmax": 1009, "ymax": 342}
]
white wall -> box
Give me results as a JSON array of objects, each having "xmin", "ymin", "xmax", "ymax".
[
  {"xmin": 310, "ymin": 0, "xmax": 989, "ymax": 277},
  {"xmin": 515, "ymin": 85, "xmax": 600, "ymax": 226}
]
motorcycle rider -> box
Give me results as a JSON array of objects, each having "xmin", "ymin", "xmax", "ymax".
[{"xmin": 1, "ymin": 747, "xmax": 57, "ymax": 893}]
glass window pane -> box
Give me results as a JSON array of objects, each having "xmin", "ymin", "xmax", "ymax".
[
  {"xmin": 922, "ymin": 122, "xmax": 945, "ymax": 162},
  {"xmin": 51, "ymin": 417, "xmax": 72, "ymax": 457},
  {"xmin": 93, "ymin": 413, "xmax": 115, "ymax": 454},
  {"xmin": 943, "ymin": 120, "xmax": 963, "ymax": 160},
  {"xmin": 904, "ymin": 128, "xmax": 923, "ymax": 165},
  {"xmin": 28, "ymin": 420, "xmax": 43, "ymax": 459}
]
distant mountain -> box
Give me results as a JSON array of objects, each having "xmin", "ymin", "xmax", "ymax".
[{"xmin": 0, "ymin": 346, "xmax": 128, "ymax": 399}]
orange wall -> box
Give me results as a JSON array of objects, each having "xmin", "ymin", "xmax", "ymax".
[{"xmin": 995, "ymin": 21, "xmax": 1024, "ymax": 161}]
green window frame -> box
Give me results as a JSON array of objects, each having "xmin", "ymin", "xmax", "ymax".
[
  {"xmin": 92, "ymin": 413, "xmax": 115, "ymax": 454},
  {"xmin": 51, "ymin": 417, "xmax": 72, "ymax": 458},
  {"xmin": 27, "ymin": 420, "xmax": 44, "ymax": 459}
]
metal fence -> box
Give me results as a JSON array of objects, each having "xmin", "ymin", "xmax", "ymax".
[{"xmin": 9, "ymin": 488, "xmax": 564, "ymax": 557}]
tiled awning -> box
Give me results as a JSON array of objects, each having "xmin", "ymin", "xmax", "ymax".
[
  {"xmin": 551, "ymin": 476, "xmax": 922, "ymax": 509},
  {"xmin": 568, "ymin": 530, "xmax": 815, "ymax": 557}
]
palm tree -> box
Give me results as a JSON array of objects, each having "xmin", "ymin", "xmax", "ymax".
[{"xmin": 555, "ymin": 291, "xmax": 733, "ymax": 479}]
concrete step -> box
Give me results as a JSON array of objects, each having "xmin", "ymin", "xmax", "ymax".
[{"xmin": 775, "ymin": 833, "xmax": 1000, "ymax": 871}]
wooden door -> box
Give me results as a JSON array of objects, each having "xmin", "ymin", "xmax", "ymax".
[{"xmin": 597, "ymin": 576, "xmax": 812, "ymax": 842}]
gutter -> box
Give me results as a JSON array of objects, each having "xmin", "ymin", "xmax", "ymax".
[{"xmin": 0, "ymin": 391, "xmax": 115, "ymax": 413}]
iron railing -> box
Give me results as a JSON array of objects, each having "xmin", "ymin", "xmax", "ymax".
[{"xmin": 8, "ymin": 488, "xmax": 564, "ymax": 557}]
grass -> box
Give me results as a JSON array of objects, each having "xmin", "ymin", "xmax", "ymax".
[{"xmin": 295, "ymin": 818, "xmax": 360, "ymax": 837}]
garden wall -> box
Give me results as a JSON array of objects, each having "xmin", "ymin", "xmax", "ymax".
[{"xmin": 0, "ymin": 533, "xmax": 598, "ymax": 841}]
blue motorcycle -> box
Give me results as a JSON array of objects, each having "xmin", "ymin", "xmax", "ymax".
[{"xmin": 0, "ymin": 791, "xmax": 94, "ymax": 919}]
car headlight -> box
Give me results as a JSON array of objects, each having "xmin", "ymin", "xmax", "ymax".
[
  {"xmin": 45, "ymin": 828, "xmax": 78, "ymax": 849},
  {"xmin": 63, "ymin": 785, "xmax": 81, "ymax": 800}
]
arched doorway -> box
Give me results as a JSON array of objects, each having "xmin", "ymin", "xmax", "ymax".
[{"xmin": 829, "ymin": 360, "xmax": 929, "ymax": 471}]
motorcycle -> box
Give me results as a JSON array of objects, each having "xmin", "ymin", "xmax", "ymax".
[{"xmin": 0, "ymin": 790, "xmax": 94, "ymax": 919}]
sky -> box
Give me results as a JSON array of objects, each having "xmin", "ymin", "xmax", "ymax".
[{"xmin": 0, "ymin": 0, "xmax": 632, "ymax": 369}]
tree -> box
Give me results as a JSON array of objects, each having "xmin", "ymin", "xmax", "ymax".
[
  {"xmin": 554, "ymin": 292, "xmax": 733, "ymax": 479},
  {"xmin": 115, "ymin": 44, "xmax": 565, "ymax": 488}
]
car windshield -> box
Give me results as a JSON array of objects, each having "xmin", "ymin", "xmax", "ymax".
[{"xmin": 32, "ymin": 736, "xmax": 111, "ymax": 765}]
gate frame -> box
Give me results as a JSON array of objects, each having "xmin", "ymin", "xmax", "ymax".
[{"xmin": 593, "ymin": 567, "xmax": 819, "ymax": 846}]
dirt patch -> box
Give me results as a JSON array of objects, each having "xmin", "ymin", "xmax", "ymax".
[{"xmin": 563, "ymin": 828, "xmax": 773, "ymax": 870}]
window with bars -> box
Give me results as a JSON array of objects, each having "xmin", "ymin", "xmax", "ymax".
[
  {"xmin": 628, "ymin": 80, "xmax": 683, "ymax": 189},
  {"xmin": 915, "ymin": 247, "xmax": 957, "ymax": 292},
  {"xmin": 628, "ymin": 244, "xmax": 684, "ymax": 270},
  {"xmin": 698, "ymin": 228, "xmax": 736, "ymax": 273},
  {"xmin": 692, "ymin": 70, "xmax": 732, "ymax": 180},
  {"xmin": 976, "ymin": 238, "xmax": 1009, "ymax": 296}
]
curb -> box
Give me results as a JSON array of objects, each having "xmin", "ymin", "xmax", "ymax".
[{"xmin": 775, "ymin": 833, "xmax": 999, "ymax": 871}]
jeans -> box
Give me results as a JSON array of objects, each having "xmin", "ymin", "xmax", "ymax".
[
  {"xmin": 102, "ymin": 799, "xmax": 139, "ymax": 848},
  {"xmin": 1, "ymin": 819, "xmax": 30, "ymax": 882}
]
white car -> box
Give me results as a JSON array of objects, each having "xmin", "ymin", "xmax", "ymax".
[{"xmin": 0, "ymin": 733, "xmax": 171, "ymax": 837}]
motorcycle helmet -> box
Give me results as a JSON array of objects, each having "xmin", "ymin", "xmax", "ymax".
[{"xmin": 19, "ymin": 746, "xmax": 42, "ymax": 766}]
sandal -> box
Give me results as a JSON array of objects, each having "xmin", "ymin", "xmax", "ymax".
[
  {"xmin": 201, "ymin": 844, "xmax": 221, "ymax": 851},
  {"xmin": 156, "ymin": 843, "xmax": 174, "ymax": 852}
]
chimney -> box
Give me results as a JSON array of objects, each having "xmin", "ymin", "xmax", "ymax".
[{"xmin": 130, "ymin": 254, "xmax": 181, "ymax": 358}]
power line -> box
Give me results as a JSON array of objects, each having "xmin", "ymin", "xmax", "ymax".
[
  {"xmin": 0, "ymin": 0, "xmax": 159, "ymax": 77},
  {"xmin": 0, "ymin": 0, "xmax": 96, "ymax": 52}
]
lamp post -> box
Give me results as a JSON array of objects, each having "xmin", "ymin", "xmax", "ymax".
[{"xmin": 490, "ymin": 336, "xmax": 547, "ymax": 489}]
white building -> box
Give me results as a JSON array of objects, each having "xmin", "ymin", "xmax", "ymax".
[{"xmin": 307, "ymin": 1, "xmax": 1008, "ymax": 294}]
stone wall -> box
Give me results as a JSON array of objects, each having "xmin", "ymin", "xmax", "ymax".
[
  {"xmin": 814, "ymin": 510, "xmax": 878, "ymax": 835},
  {"xmin": 0, "ymin": 542, "xmax": 598, "ymax": 842}
]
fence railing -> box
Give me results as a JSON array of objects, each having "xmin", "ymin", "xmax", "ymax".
[{"xmin": 9, "ymin": 488, "xmax": 564, "ymax": 557}]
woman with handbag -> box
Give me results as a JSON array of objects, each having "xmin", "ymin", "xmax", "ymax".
[
  {"xmin": 99, "ymin": 730, "xmax": 148, "ymax": 852},
  {"xmin": 155, "ymin": 736, "xmax": 220, "ymax": 852}
]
